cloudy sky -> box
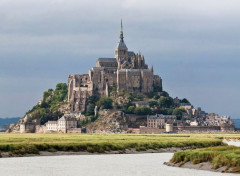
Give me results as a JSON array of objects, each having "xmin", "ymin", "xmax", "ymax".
[{"xmin": 0, "ymin": 0, "xmax": 239, "ymax": 118}]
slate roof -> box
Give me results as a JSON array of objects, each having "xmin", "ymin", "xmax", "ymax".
[
  {"xmin": 148, "ymin": 114, "xmax": 177, "ymax": 120},
  {"xmin": 128, "ymin": 51, "xmax": 135, "ymax": 56},
  {"xmin": 46, "ymin": 121, "xmax": 57, "ymax": 124},
  {"xmin": 59, "ymin": 115, "xmax": 77, "ymax": 121},
  {"xmin": 118, "ymin": 69, "xmax": 151, "ymax": 72},
  {"xmin": 116, "ymin": 41, "xmax": 128, "ymax": 49},
  {"xmin": 58, "ymin": 116, "xmax": 66, "ymax": 121},
  {"xmin": 98, "ymin": 58, "xmax": 117, "ymax": 62}
]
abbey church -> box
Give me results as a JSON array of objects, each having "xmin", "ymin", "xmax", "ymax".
[{"xmin": 68, "ymin": 21, "xmax": 162, "ymax": 113}]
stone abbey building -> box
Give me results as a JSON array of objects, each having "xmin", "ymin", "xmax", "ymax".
[{"xmin": 68, "ymin": 21, "xmax": 162, "ymax": 113}]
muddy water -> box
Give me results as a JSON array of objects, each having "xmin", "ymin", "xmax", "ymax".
[{"xmin": 0, "ymin": 153, "xmax": 236, "ymax": 176}]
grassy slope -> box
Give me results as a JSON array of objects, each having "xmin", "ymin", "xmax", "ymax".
[
  {"xmin": 23, "ymin": 83, "xmax": 68, "ymax": 125},
  {"xmin": 0, "ymin": 134, "xmax": 225, "ymax": 156},
  {"xmin": 171, "ymin": 145, "xmax": 240, "ymax": 173}
]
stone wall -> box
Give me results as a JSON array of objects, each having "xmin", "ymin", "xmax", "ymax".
[
  {"xmin": 140, "ymin": 127, "xmax": 165, "ymax": 134},
  {"xmin": 177, "ymin": 126, "xmax": 220, "ymax": 131},
  {"xmin": 68, "ymin": 74, "xmax": 93, "ymax": 112},
  {"xmin": 117, "ymin": 69, "xmax": 153, "ymax": 93},
  {"xmin": 67, "ymin": 128, "xmax": 82, "ymax": 133}
]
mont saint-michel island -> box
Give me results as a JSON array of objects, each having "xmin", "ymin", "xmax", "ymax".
[
  {"xmin": 8, "ymin": 22, "xmax": 236, "ymax": 135},
  {"xmin": 1, "ymin": 21, "xmax": 240, "ymax": 175}
]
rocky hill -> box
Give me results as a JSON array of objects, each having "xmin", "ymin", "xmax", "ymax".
[
  {"xmin": 9, "ymin": 79, "xmax": 189, "ymax": 133},
  {"xmin": 86, "ymin": 110, "xmax": 128, "ymax": 133}
]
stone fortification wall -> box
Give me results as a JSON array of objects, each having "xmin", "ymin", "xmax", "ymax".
[{"xmin": 140, "ymin": 127, "xmax": 166, "ymax": 134}]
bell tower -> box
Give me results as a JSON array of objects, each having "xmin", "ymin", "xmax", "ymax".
[{"xmin": 115, "ymin": 20, "xmax": 128, "ymax": 61}]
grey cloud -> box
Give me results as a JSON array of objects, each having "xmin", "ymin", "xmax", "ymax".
[{"xmin": 0, "ymin": 0, "xmax": 240, "ymax": 118}]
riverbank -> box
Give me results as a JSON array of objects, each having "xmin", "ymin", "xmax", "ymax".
[
  {"xmin": 164, "ymin": 162, "xmax": 232, "ymax": 173},
  {"xmin": 0, "ymin": 147, "xmax": 183, "ymax": 158},
  {"xmin": 167, "ymin": 145, "xmax": 240, "ymax": 173},
  {"xmin": 165, "ymin": 161, "xmax": 238, "ymax": 173}
]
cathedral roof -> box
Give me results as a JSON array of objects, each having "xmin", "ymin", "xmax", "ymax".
[
  {"xmin": 118, "ymin": 69, "xmax": 151, "ymax": 72},
  {"xmin": 116, "ymin": 40, "xmax": 127, "ymax": 49},
  {"xmin": 98, "ymin": 58, "xmax": 117, "ymax": 62},
  {"xmin": 128, "ymin": 51, "xmax": 135, "ymax": 56}
]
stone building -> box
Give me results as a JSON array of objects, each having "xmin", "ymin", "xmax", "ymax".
[
  {"xmin": 68, "ymin": 21, "xmax": 162, "ymax": 113},
  {"xmin": 20, "ymin": 115, "xmax": 40, "ymax": 133},
  {"xmin": 147, "ymin": 114, "xmax": 176, "ymax": 128},
  {"xmin": 45, "ymin": 115, "xmax": 78, "ymax": 133}
]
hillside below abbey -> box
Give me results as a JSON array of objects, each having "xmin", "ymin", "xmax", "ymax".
[{"xmin": 8, "ymin": 22, "xmax": 236, "ymax": 134}]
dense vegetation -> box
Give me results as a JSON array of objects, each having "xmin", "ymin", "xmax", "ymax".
[
  {"xmin": 97, "ymin": 97, "xmax": 113, "ymax": 110},
  {"xmin": 25, "ymin": 83, "xmax": 68, "ymax": 125},
  {"xmin": 0, "ymin": 134, "xmax": 225, "ymax": 157},
  {"xmin": 171, "ymin": 146, "xmax": 240, "ymax": 173},
  {"xmin": 117, "ymin": 90, "xmax": 189, "ymax": 119}
]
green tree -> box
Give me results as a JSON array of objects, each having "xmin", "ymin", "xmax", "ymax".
[
  {"xmin": 87, "ymin": 104, "xmax": 96, "ymax": 115},
  {"xmin": 161, "ymin": 91, "xmax": 169, "ymax": 97},
  {"xmin": 134, "ymin": 106, "xmax": 153, "ymax": 115},
  {"xmin": 123, "ymin": 102, "xmax": 133, "ymax": 113},
  {"xmin": 127, "ymin": 106, "xmax": 135, "ymax": 114},
  {"xmin": 149, "ymin": 101, "xmax": 158, "ymax": 108},
  {"xmin": 88, "ymin": 95, "xmax": 99, "ymax": 105},
  {"xmin": 97, "ymin": 97, "xmax": 113, "ymax": 109},
  {"xmin": 153, "ymin": 95, "xmax": 160, "ymax": 100},
  {"xmin": 146, "ymin": 92, "xmax": 158, "ymax": 99},
  {"xmin": 56, "ymin": 83, "xmax": 67, "ymax": 90},
  {"xmin": 52, "ymin": 83, "xmax": 68, "ymax": 102},
  {"xmin": 158, "ymin": 96, "xmax": 174, "ymax": 108},
  {"xmin": 181, "ymin": 98, "xmax": 190, "ymax": 104},
  {"xmin": 167, "ymin": 108, "xmax": 174, "ymax": 115},
  {"xmin": 173, "ymin": 107, "xmax": 186, "ymax": 120}
]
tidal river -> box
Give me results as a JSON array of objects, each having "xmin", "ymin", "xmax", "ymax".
[{"xmin": 0, "ymin": 153, "xmax": 236, "ymax": 176}]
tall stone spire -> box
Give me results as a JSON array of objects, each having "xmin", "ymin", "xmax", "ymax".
[
  {"xmin": 120, "ymin": 19, "xmax": 124, "ymax": 42},
  {"xmin": 117, "ymin": 19, "xmax": 127, "ymax": 49},
  {"xmin": 115, "ymin": 19, "xmax": 128, "ymax": 59}
]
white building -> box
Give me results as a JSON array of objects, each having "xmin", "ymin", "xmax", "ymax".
[
  {"xmin": 190, "ymin": 120, "xmax": 198, "ymax": 126},
  {"xmin": 46, "ymin": 121, "xmax": 58, "ymax": 131},
  {"xmin": 45, "ymin": 115, "xmax": 78, "ymax": 133}
]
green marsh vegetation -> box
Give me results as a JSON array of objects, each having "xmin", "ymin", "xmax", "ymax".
[
  {"xmin": 0, "ymin": 134, "xmax": 225, "ymax": 156},
  {"xmin": 171, "ymin": 146, "xmax": 240, "ymax": 173}
]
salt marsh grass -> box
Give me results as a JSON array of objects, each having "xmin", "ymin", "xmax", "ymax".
[{"xmin": 0, "ymin": 133, "xmax": 228, "ymax": 156}]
